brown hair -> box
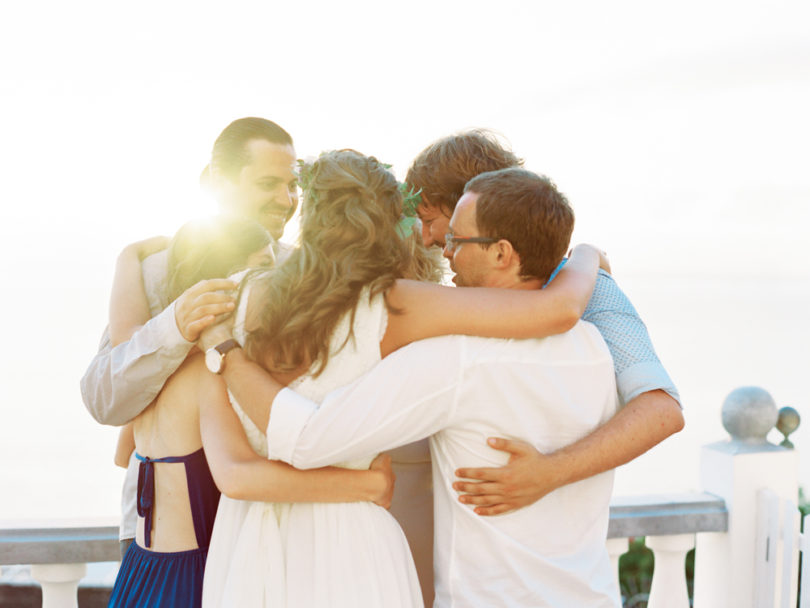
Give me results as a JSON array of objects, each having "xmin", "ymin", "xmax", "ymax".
[
  {"xmin": 166, "ymin": 216, "xmax": 271, "ymax": 302},
  {"xmin": 245, "ymin": 149, "xmax": 439, "ymax": 376},
  {"xmin": 200, "ymin": 117, "xmax": 294, "ymax": 185},
  {"xmin": 465, "ymin": 168, "xmax": 574, "ymax": 283},
  {"xmin": 405, "ymin": 129, "xmax": 522, "ymax": 213}
]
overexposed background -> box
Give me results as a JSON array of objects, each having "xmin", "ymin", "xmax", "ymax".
[{"xmin": 1, "ymin": 0, "xmax": 808, "ymax": 519}]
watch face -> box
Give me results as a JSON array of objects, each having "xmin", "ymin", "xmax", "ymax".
[{"xmin": 205, "ymin": 347, "xmax": 222, "ymax": 373}]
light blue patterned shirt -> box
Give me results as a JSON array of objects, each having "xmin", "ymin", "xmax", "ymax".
[{"xmin": 549, "ymin": 264, "xmax": 680, "ymax": 407}]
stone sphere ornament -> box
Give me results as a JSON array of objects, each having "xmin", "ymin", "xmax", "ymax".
[
  {"xmin": 721, "ymin": 386, "xmax": 778, "ymax": 443},
  {"xmin": 776, "ymin": 406, "xmax": 801, "ymax": 448}
]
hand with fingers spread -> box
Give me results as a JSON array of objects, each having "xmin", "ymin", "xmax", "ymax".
[
  {"xmin": 369, "ymin": 453, "xmax": 396, "ymax": 510},
  {"xmin": 174, "ymin": 278, "xmax": 238, "ymax": 343},
  {"xmin": 453, "ymin": 437, "xmax": 563, "ymax": 516}
]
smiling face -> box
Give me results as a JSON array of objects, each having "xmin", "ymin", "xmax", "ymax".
[{"xmin": 217, "ymin": 139, "xmax": 298, "ymax": 240}]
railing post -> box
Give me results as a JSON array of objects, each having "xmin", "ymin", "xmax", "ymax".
[
  {"xmin": 30, "ymin": 563, "xmax": 86, "ymax": 608},
  {"xmin": 647, "ymin": 533, "xmax": 695, "ymax": 608},
  {"xmin": 693, "ymin": 386, "xmax": 799, "ymax": 608}
]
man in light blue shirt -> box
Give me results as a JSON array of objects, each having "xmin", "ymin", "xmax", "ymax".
[{"xmin": 407, "ymin": 130, "xmax": 683, "ymax": 515}]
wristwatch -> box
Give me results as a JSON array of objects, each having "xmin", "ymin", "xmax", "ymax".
[{"xmin": 205, "ymin": 339, "xmax": 240, "ymax": 374}]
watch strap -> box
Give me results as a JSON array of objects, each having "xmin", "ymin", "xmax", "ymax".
[{"xmin": 214, "ymin": 338, "xmax": 239, "ymax": 357}]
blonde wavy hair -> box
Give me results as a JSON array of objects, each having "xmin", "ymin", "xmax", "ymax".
[{"xmin": 245, "ymin": 149, "xmax": 439, "ymax": 376}]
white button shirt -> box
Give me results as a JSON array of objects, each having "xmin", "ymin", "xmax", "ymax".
[{"xmin": 268, "ymin": 321, "xmax": 621, "ymax": 607}]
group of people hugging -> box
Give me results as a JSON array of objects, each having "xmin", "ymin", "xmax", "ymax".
[{"xmin": 81, "ymin": 117, "xmax": 684, "ymax": 607}]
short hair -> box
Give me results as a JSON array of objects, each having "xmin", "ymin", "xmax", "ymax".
[
  {"xmin": 166, "ymin": 215, "xmax": 271, "ymax": 302},
  {"xmin": 465, "ymin": 168, "xmax": 574, "ymax": 283},
  {"xmin": 405, "ymin": 129, "xmax": 522, "ymax": 213},
  {"xmin": 205, "ymin": 117, "xmax": 294, "ymax": 182}
]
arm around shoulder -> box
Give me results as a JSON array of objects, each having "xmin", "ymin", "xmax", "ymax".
[{"xmin": 382, "ymin": 244, "xmax": 600, "ymax": 353}]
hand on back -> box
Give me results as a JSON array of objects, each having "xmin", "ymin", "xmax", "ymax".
[{"xmin": 453, "ymin": 438, "xmax": 563, "ymax": 516}]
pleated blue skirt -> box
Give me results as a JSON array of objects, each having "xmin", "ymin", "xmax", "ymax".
[{"xmin": 108, "ymin": 541, "xmax": 208, "ymax": 607}]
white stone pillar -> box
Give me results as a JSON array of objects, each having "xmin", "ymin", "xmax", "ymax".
[
  {"xmin": 693, "ymin": 386, "xmax": 799, "ymax": 608},
  {"xmin": 30, "ymin": 563, "xmax": 86, "ymax": 608},
  {"xmin": 647, "ymin": 534, "xmax": 694, "ymax": 608}
]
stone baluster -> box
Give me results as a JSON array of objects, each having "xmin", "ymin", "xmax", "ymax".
[
  {"xmin": 30, "ymin": 563, "xmax": 87, "ymax": 608},
  {"xmin": 646, "ymin": 534, "xmax": 695, "ymax": 608},
  {"xmin": 693, "ymin": 386, "xmax": 800, "ymax": 608}
]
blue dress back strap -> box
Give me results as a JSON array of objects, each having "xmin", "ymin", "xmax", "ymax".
[{"xmin": 135, "ymin": 448, "xmax": 220, "ymax": 549}]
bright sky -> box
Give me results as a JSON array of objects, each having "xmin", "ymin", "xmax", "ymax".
[{"xmin": 0, "ymin": 0, "xmax": 808, "ymax": 518}]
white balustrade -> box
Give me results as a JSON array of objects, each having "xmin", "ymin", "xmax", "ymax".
[
  {"xmin": 800, "ymin": 514, "xmax": 810, "ymax": 608},
  {"xmin": 0, "ymin": 518, "xmax": 118, "ymax": 608},
  {"xmin": 608, "ymin": 493, "xmax": 725, "ymax": 608},
  {"xmin": 693, "ymin": 387, "xmax": 800, "ymax": 608}
]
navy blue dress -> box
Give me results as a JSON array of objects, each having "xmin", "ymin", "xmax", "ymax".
[{"xmin": 108, "ymin": 448, "xmax": 220, "ymax": 608}]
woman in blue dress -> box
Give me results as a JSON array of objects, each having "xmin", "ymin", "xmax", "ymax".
[{"xmin": 107, "ymin": 215, "xmax": 396, "ymax": 608}]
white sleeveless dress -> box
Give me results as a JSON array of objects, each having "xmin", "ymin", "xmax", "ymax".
[{"xmin": 202, "ymin": 286, "xmax": 423, "ymax": 608}]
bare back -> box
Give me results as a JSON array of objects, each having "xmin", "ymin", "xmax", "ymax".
[{"xmin": 132, "ymin": 352, "xmax": 206, "ymax": 552}]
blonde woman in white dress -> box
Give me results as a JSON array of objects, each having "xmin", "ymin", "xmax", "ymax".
[{"xmin": 200, "ymin": 149, "xmax": 604, "ymax": 607}]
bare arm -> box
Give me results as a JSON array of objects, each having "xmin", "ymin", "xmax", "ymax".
[
  {"xmin": 114, "ymin": 422, "xmax": 136, "ymax": 468},
  {"xmin": 453, "ymin": 390, "xmax": 684, "ymax": 515},
  {"xmin": 109, "ymin": 241, "xmax": 156, "ymax": 346},
  {"xmin": 197, "ymin": 361, "xmax": 394, "ymax": 507},
  {"xmin": 381, "ymin": 244, "xmax": 601, "ymax": 354},
  {"xmin": 203, "ymin": 347, "xmax": 282, "ymax": 433}
]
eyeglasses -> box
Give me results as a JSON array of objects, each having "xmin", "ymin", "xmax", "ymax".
[{"xmin": 444, "ymin": 234, "xmax": 500, "ymax": 254}]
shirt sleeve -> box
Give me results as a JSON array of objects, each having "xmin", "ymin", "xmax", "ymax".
[
  {"xmin": 267, "ymin": 336, "xmax": 465, "ymax": 469},
  {"xmin": 79, "ymin": 301, "xmax": 193, "ymax": 426},
  {"xmin": 583, "ymin": 271, "xmax": 680, "ymax": 406}
]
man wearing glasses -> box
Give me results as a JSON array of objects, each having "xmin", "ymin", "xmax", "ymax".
[
  {"xmin": 258, "ymin": 167, "xmax": 623, "ymax": 606},
  {"xmin": 406, "ymin": 130, "xmax": 683, "ymax": 518}
]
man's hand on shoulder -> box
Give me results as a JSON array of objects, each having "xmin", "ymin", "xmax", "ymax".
[
  {"xmin": 453, "ymin": 438, "xmax": 564, "ymax": 516},
  {"xmin": 175, "ymin": 279, "xmax": 237, "ymax": 343}
]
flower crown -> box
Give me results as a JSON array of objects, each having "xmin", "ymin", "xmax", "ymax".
[{"xmin": 296, "ymin": 156, "xmax": 422, "ymax": 239}]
